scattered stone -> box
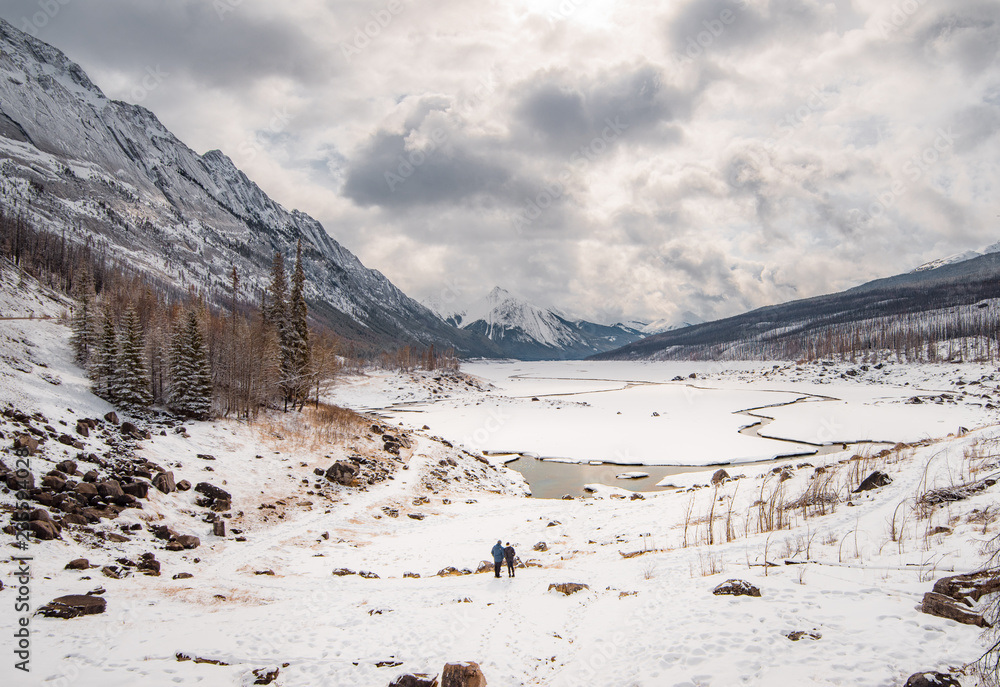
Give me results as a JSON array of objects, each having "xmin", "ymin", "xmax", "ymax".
[
  {"xmin": 255, "ymin": 570, "xmax": 275, "ymax": 576},
  {"xmin": 172, "ymin": 572, "xmax": 194, "ymax": 580},
  {"xmin": 122, "ymin": 482, "xmax": 149, "ymax": 499},
  {"xmin": 332, "ymin": 568, "xmax": 356, "ymax": 576},
  {"xmin": 548, "ymin": 583, "xmax": 589, "ymax": 596},
  {"xmin": 408, "ymin": 513, "xmax": 426, "ymax": 520},
  {"xmin": 711, "ymin": 469, "xmax": 730, "ymax": 485},
  {"xmin": 29, "ymin": 520, "xmax": 60, "ymax": 540},
  {"xmin": 176, "ymin": 480, "xmax": 191, "ymax": 491},
  {"xmin": 904, "ymin": 672, "xmax": 962, "ymax": 687},
  {"xmin": 105, "ymin": 533, "xmax": 129, "ymax": 543},
  {"xmin": 475, "ymin": 560, "xmax": 493, "ymax": 574},
  {"xmin": 441, "ymin": 661, "xmax": 486, "ymax": 687},
  {"xmin": 55, "ymin": 459, "xmax": 78, "ymax": 475},
  {"xmin": 65, "ymin": 558, "xmax": 90, "ymax": 570},
  {"xmin": 853, "ymin": 471, "xmax": 892, "ymax": 493},
  {"xmin": 712, "ymin": 579, "xmax": 761, "ymax": 597},
  {"xmin": 533, "ymin": 542, "xmax": 547, "ymax": 552},
  {"xmin": 104, "ymin": 411, "xmax": 119, "ymax": 424},
  {"xmin": 377, "ymin": 661, "xmax": 404, "ymax": 668},
  {"xmin": 403, "ymin": 572, "xmax": 420, "ymax": 579},
  {"xmin": 58, "ymin": 433, "xmax": 84, "ymax": 449},
  {"xmin": 75, "ymin": 421, "xmax": 89, "ymax": 438},
  {"xmin": 546, "ymin": 520, "xmax": 561, "ymax": 527},
  {"xmin": 102, "ymin": 565, "xmax": 129, "ymax": 579},
  {"xmin": 13, "ymin": 433, "xmax": 39, "ymax": 456},
  {"xmin": 359, "ymin": 571, "xmax": 380, "ymax": 579},
  {"xmin": 213, "ymin": 520, "xmax": 226, "ymax": 537},
  {"xmin": 97, "ymin": 480, "xmax": 124, "ymax": 498},
  {"xmin": 437, "ymin": 567, "xmax": 471, "ymax": 577},
  {"xmin": 137, "ymin": 553, "xmax": 160, "ymax": 576},
  {"xmin": 38, "ymin": 594, "xmax": 107, "ymax": 618}
]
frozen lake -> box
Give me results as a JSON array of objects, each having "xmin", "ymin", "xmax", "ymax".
[{"xmin": 335, "ymin": 360, "xmax": 990, "ymax": 497}]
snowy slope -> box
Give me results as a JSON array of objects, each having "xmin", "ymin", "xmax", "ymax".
[
  {"xmin": 447, "ymin": 287, "xmax": 644, "ymax": 360},
  {"xmin": 0, "ymin": 19, "xmax": 496, "ymax": 355}
]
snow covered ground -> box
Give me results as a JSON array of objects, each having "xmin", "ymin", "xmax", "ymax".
[{"xmin": 1, "ymin": 276, "xmax": 998, "ymax": 686}]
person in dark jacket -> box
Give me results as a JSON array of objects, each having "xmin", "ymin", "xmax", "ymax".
[
  {"xmin": 503, "ymin": 542, "xmax": 516, "ymax": 578},
  {"xmin": 491, "ymin": 540, "xmax": 504, "ymax": 578}
]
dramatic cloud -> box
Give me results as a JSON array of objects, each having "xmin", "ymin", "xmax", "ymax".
[{"xmin": 2, "ymin": 0, "xmax": 998, "ymax": 327}]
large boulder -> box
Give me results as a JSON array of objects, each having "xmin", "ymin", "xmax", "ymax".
[
  {"xmin": 29, "ymin": 520, "xmax": 60, "ymax": 540},
  {"xmin": 441, "ymin": 662, "xmax": 486, "ymax": 687},
  {"xmin": 122, "ymin": 482, "xmax": 149, "ymax": 499},
  {"xmin": 712, "ymin": 579, "xmax": 761, "ymax": 597},
  {"xmin": 13, "ymin": 434, "xmax": 39, "ymax": 456},
  {"xmin": 153, "ymin": 472, "xmax": 176, "ymax": 494},
  {"xmin": 853, "ymin": 471, "xmax": 891, "ymax": 493},
  {"xmin": 38, "ymin": 594, "xmax": 106, "ymax": 618},
  {"xmin": 548, "ymin": 583, "xmax": 589, "ymax": 596},
  {"xmin": 933, "ymin": 571, "xmax": 1000, "ymax": 605},
  {"xmin": 325, "ymin": 461, "xmax": 357, "ymax": 486},
  {"xmin": 65, "ymin": 558, "xmax": 90, "ymax": 570},
  {"xmin": 194, "ymin": 482, "xmax": 231, "ymax": 501},
  {"xmin": 97, "ymin": 480, "xmax": 124, "ymax": 498},
  {"xmin": 921, "ymin": 591, "xmax": 990, "ymax": 627}
]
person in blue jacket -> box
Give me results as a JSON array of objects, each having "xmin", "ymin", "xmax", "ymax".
[{"xmin": 491, "ymin": 540, "xmax": 504, "ymax": 578}]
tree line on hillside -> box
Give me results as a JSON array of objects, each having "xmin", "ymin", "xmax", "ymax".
[{"xmin": 0, "ymin": 208, "xmax": 458, "ymax": 419}]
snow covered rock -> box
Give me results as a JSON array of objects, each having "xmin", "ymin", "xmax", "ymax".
[
  {"xmin": 548, "ymin": 583, "xmax": 589, "ymax": 595},
  {"xmin": 920, "ymin": 592, "xmax": 990, "ymax": 628},
  {"xmin": 712, "ymin": 580, "xmax": 761, "ymax": 597},
  {"xmin": 711, "ymin": 468, "xmax": 730, "ymax": 485},
  {"xmin": 853, "ymin": 471, "xmax": 891, "ymax": 493},
  {"xmin": 152, "ymin": 471, "xmax": 176, "ymax": 493},
  {"xmin": 38, "ymin": 594, "xmax": 107, "ymax": 618},
  {"xmin": 325, "ymin": 461, "xmax": 357, "ymax": 486},
  {"xmin": 441, "ymin": 661, "xmax": 486, "ymax": 687},
  {"xmin": 904, "ymin": 672, "xmax": 961, "ymax": 687}
]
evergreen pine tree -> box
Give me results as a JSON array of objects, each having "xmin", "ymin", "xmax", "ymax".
[
  {"xmin": 92, "ymin": 313, "xmax": 118, "ymax": 401},
  {"xmin": 113, "ymin": 308, "xmax": 152, "ymax": 409},
  {"xmin": 263, "ymin": 252, "xmax": 287, "ymax": 330},
  {"xmin": 69, "ymin": 267, "xmax": 96, "ymax": 366},
  {"xmin": 287, "ymin": 239, "xmax": 311, "ymax": 408},
  {"xmin": 168, "ymin": 310, "xmax": 213, "ymax": 419}
]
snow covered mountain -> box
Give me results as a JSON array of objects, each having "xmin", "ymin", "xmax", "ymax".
[
  {"xmin": 912, "ymin": 242, "xmax": 1000, "ymax": 272},
  {"xmin": 0, "ymin": 19, "xmax": 498, "ymax": 356},
  {"xmin": 441, "ymin": 287, "xmax": 644, "ymax": 360},
  {"xmin": 628, "ymin": 311, "xmax": 705, "ymax": 335}
]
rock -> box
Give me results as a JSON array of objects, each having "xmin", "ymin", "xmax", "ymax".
[
  {"xmin": 629, "ymin": 492, "xmax": 645, "ymax": 500},
  {"xmin": 921, "ymin": 591, "xmax": 990, "ymax": 627},
  {"xmin": 176, "ymin": 480, "xmax": 191, "ymax": 491},
  {"xmin": 904, "ymin": 672, "xmax": 962, "ymax": 687},
  {"xmin": 165, "ymin": 541, "xmax": 184, "ymax": 551},
  {"xmin": 121, "ymin": 421, "xmax": 139, "ymax": 437},
  {"xmin": 546, "ymin": 520, "xmax": 561, "ymax": 527},
  {"xmin": 42, "ymin": 474, "xmax": 66, "ymax": 491},
  {"xmin": 325, "ymin": 461, "xmax": 357, "ymax": 486},
  {"xmin": 13, "ymin": 434, "xmax": 39, "ymax": 455},
  {"xmin": 786, "ymin": 630, "xmax": 822, "ymax": 641},
  {"xmin": 441, "ymin": 661, "xmax": 486, "ymax": 687},
  {"xmin": 389, "ymin": 673, "xmax": 439, "ymax": 687},
  {"xmin": 38, "ymin": 594, "xmax": 107, "ymax": 618},
  {"xmin": 55, "ymin": 459, "xmax": 78, "ymax": 475},
  {"xmin": 712, "ymin": 579, "xmax": 761, "ymax": 597},
  {"xmin": 29, "ymin": 520, "xmax": 60, "ymax": 540},
  {"xmin": 65, "ymin": 558, "xmax": 90, "ymax": 570},
  {"xmin": 151, "ymin": 524, "xmax": 177, "ymax": 541},
  {"xmin": 104, "ymin": 411, "xmax": 119, "ymax": 424},
  {"xmin": 102, "ymin": 565, "xmax": 128, "ymax": 579},
  {"xmin": 75, "ymin": 421, "xmax": 89, "ymax": 437},
  {"xmin": 548, "ymin": 583, "xmax": 589, "ymax": 595},
  {"xmin": 933, "ymin": 571, "xmax": 1000, "ymax": 605},
  {"xmin": 408, "ymin": 513, "xmax": 426, "ymax": 520},
  {"xmin": 173, "ymin": 572, "xmax": 193, "ymax": 580},
  {"xmin": 75, "ymin": 482, "xmax": 98, "ymax": 496},
  {"xmin": 533, "ymin": 542, "xmax": 548, "ymax": 552},
  {"xmin": 61, "ymin": 513, "xmax": 88, "ymax": 526},
  {"xmin": 29, "ymin": 507, "xmax": 52, "ymax": 522},
  {"xmin": 137, "ymin": 553, "xmax": 160, "ymax": 575},
  {"xmin": 403, "ymin": 572, "xmax": 420, "ymax": 579},
  {"xmin": 196, "ymin": 453, "xmax": 216, "ymax": 461},
  {"xmin": 97, "ymin": 480, "xmax": 124, "ymax": 498},
  {"xmin": 58, "ymin": 433, "xmax": 84, "ymax": 449},
  {"xmin": 359, "ymin": 570, "xmax": 380, "ymax": 579},
  {"xmin": 436, "ymin": 567, "xmax": 470, "ymax": 577},
  {"xmin": 176, "ymin": 534, "xmax": 200, "ymax": 550},
  {"xmin": 711, "ymin": 469, "xmax": 730, "ymax": 485},
  {"xmin": 122, "ymin": 482, "xmax": 149, "ymax": 499},
  {"xmin": 251, "ymin": 666, "xmax": 281, "ymax": 685},
  {"xmin": 854, "ymin": 471, "xmax": 892, "ymax": 492},
  {"xmin": 153, "ymin": 472, "xmax": 176, "ymax": 494},
  {"xmin": 475, "ymin": 560, "xmax": 493, "ymax": 574},
  {"xmin": 332, "ymin": 568, "xmax": 356, "ymax": 576},
  {"xmin": 195, "ymin": 482, "xmax": 231, "ymax": 501},
  {"xmin": 213, "ymin": 520, "xmax": 226, "ymax": 537}
]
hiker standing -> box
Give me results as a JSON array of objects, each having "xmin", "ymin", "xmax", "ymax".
[
  {"xmin": 491, "ymin": 540, "xmax": 504, "ymax": 578},
  {"xmin": 503, "ymin": 542, "xmax": 516, "ymax": 578}
]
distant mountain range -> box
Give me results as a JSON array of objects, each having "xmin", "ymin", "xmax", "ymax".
[
  {"xmin": 0, "ymin": 18, "xmax": 502, "ymax": 357},
  {"xmin": 594, "ymin": 250, "xmax": 1000, "ymax": 361},
  {"xmin": 427, "ymin": 286, "xmax": 644, "ymax": 360}
]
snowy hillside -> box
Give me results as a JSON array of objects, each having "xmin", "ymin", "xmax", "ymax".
[
  {"xmin": 0, "ymin": 19, "xmax": 496, "ymax": 356},
  {"xmin": 443, "ymin": 287, "xmax": 644, "ymax": 360},
  {"xmin": 0, "ymin": 268, "xmax": 997, "ymax": 686}
]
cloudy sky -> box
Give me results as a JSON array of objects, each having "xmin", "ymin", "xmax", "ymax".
[{"xmin": 3, "ymin": 0, "xmax": 999, "ymax": 325}]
